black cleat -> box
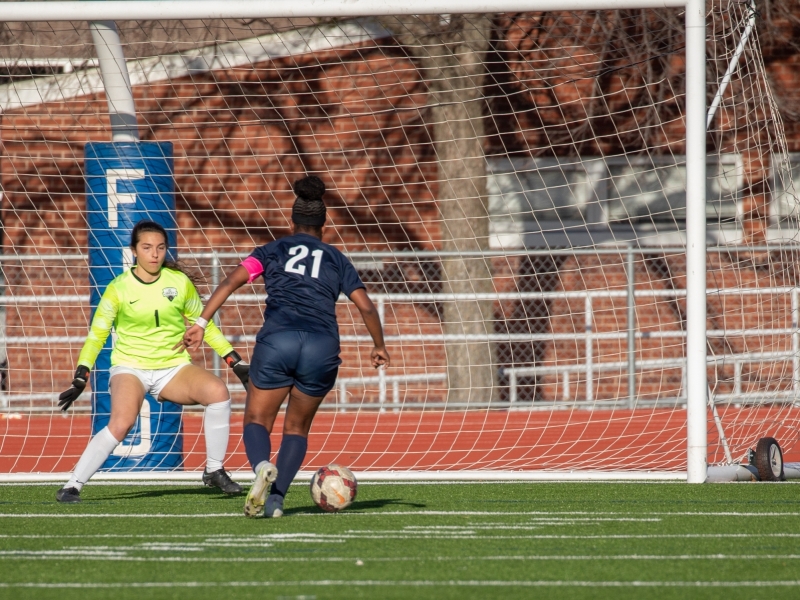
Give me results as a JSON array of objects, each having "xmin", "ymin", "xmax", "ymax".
[
  {"xmin": 202, "ymin": 468, "xmax": 242, "ymax": 495},
  {"xmin": 56, "ymin": 486, "xmax": 81, "ymax": 504}
]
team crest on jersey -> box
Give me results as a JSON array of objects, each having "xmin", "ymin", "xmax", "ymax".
[{"xmin": 162, "ymin": 287, "xmax": 178, "ymax": 302}]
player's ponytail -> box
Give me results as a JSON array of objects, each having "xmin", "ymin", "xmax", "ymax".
[
  {"xmin": 130, "ymin": 220, "xmax": 202, "ymax": 284},
  {"xmin": 291, "ymin": 176, "xmax": 327, "ymax": 230}
]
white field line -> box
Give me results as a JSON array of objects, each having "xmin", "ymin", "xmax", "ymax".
[
  {"xmin": 2, "ymin": 533, "xmax": 800, "ymax": 542},
  {"xmin": 0, "ymin": 513, "xmax": 242, "ymax": 518},
  {"xmin": 1, "ymin": 551, "xmax": 800, "ymax": 564},
  {"xmin": 1, "ymin": 580, "xmax": 800, "ymax": 589},
  {"xmin": 2, "ymin": 532, "xmax": 800, "ymax": 540},
  {"xmin": 1, "ymin": 510, "xmax": 800, "ymax": 517}
]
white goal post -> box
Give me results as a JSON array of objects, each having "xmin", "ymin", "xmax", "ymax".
[{"xmin": 1, "ymin": 0, "xmax": 792, "ymax": 483}]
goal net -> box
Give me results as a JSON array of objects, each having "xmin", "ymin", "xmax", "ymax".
[{"xmin": 0, "ymin": 1, "xmax": 797, "ymax": 479}]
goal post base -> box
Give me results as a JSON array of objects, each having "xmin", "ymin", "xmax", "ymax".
[{"xmin": 706, "ymin": 464, "xmax": 800, "ymax": 482}]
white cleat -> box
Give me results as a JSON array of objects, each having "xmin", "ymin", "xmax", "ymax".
[
  {"xmin": 244, "ymin": 461, "xmax": 278, "ymax": 518},
  {"xmin": 265, "ymin": 493, "xmax": 284, "ymax": 518}
]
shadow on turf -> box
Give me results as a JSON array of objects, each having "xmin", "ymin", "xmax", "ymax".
[
  {"xmin": 94, "ymin": 487, "xmax": 242, "ymax": 501},
  {"xmin": 284, "ymin": 497, "xmax": 426, "ymax": 515}
]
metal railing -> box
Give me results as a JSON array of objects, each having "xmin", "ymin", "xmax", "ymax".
[{"xmin": 0, "ymin": 247, "xmax": 798, "ymax": 410}]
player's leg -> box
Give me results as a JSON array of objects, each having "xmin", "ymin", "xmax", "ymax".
[
  {"xmin": 240, "ymin": 332, "xmax": 302, "ymax": 516},
  {"xmin": 265, "ymin": 387, "xmax": 326, "ymax": 517},
  {"xmin": 242, "ymin": 384, "xmax": 289, "ymax": 517},
  {"xmin": 266, "ymin": 331, "xmax": 340, "ymax": 518},
  {"xmin": 159, "ymin": 364, "xmax": 240, "ymax": 493},
  {"xmin": 57, "ymin": 373, "xmax": 145, "ymax": 503}
]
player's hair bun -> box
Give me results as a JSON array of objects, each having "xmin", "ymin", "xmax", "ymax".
[
  {"xmin": 291, "ymin": 176, "xmax": 327, "ymax": 228},
  {"xmin": 293, "ymin": 175, "xmax": 326, "ymax": 203}
]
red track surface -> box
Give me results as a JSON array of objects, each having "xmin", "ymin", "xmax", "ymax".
[{"xmin": 1, "ymin": 407, "xmax": 798, "ymax": 473}]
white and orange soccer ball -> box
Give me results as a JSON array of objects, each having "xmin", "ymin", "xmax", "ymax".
[{"xmin": 309, "ymin": 464, "xmax": 357, "ymax": 512}]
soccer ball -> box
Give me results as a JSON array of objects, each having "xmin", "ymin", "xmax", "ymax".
[{"xmin": 309, "ymin": 464, "xmax": 357, "ymax": 512}]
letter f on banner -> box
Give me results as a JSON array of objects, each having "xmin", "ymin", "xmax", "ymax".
[{"xmin": 106, "ymin": 168, "xmax": 144, "ymax": 227}]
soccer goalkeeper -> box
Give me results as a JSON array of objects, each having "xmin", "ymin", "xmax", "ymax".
[{"xmin": 55, "ymin": 220, "xmax": 249, "ymax": 503}]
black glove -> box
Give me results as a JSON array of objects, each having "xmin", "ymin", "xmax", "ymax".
[
  {"xmin": 224, "ymin": 351, "xmax": 249, "ymax": 388},
  {"xmin": 58, "ymin": 366, "xmax": 89, "ymax": 412}
]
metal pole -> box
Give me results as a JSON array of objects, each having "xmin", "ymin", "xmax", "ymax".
[
  {"xmin": 377, "ymin": 298, "xmax": 386, "ymax": 405},
  {"xmin": 708, "ymin": 388, "xmax": 734, "ymax": 465},
  {"xmin": 212, "ymin": 253, "xmax": 221, "ymax": 377},
  {"xmin": 338, "ymin": 380, "xmax": 347, "ymax": 413},
  {"xmin": 627, "ymin": 247, "xmax": 636, "ymax": 409},
  {"xmin": 509, "ymin": 370, "xmax": 517, "ymax": 403},
  {"xmin": 706, "ymin": 0, "xmax": 756, "ymax": 129},
  {"xmin": 793, "ymin": 289, "xmax": 799, "ymax": 403},
  {"xmin": 88, "ymin": 21, "xmax": 138, "ymax": 142},
  {"xmin": 685, "ymin": 0, "xmax": 708, "ymax": 483},
  {"xmin": 0, "ymin": 261, "xmax": 6, "ymax": 409},
  {"xmin": 585, "ymin": 295, "xmax": 593, "ymax": 402}
]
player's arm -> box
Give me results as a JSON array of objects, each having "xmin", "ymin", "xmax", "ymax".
[
  {"xmin": 181, "ymin": 264, "xmax": 251, "ymax": 352},
  {"xmin": 349, "ymin": 288, "xmax": 390, "ymax": 369},
  {"xmin": 58, "ymin": 284, "xmax": 120, "ymax": 411},
  {"xmin": 180, "ymin": 275, "xmax": 250, "ymax": 387}
]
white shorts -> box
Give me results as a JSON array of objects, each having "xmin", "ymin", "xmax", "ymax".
[{"xmin": 109, "ymin": 363, "xmax": 190, "ymax": 400}]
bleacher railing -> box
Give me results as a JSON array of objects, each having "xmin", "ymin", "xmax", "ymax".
[{"xmin": 1, "ymin": 247, "xmax": 797, "ymax": 411}]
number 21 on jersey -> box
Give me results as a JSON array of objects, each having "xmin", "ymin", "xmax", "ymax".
[{"xmin": 285, "ymin": 245, "xmax": 323, "ymax": 278}]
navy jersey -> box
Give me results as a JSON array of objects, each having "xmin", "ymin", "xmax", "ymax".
[{"xmin": 243, "ymin": 233, "xmax": 365, "ymax": 341}]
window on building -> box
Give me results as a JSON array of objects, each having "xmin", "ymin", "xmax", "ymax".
[{"xmin": 487, "ymin": 154, "xmax": 743, "ymax": 230}]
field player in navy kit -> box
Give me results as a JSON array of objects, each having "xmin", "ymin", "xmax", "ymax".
[{"xmin": 181, "ymin": 176, "xmax": 389, "ymax": 518}]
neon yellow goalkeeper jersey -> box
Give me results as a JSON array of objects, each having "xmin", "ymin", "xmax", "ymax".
[{"xmin": 77, "ymin": 267, "xmax": 233, "ymax": 370}]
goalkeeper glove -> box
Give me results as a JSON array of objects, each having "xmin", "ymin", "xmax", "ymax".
[
  {"xmin": 224, "ymin": 351, "xmax": 249, "ymax": 388},
  {"xmin": 58, "ymin": 366, "xmax": 89, "ymax": 411}
]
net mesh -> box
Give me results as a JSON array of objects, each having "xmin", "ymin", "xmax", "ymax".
[{"xmin": 0, "ymin": 3, "xmax": 798, "ymax": 475}]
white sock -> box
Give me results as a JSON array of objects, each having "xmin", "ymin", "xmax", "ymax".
[
  {"xmin": 203, "ymin": 399, "xmax": 231, "ymax": 473},
  {"xmin": 65, "ymin": 427, "xmax": 120, "ymax": 491}
]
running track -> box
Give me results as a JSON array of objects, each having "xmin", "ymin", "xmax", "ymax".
[{"xmin": 1, "ymin": 407, "xmax": 797, "ymax": 474}]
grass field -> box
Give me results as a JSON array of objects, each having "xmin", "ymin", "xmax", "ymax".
[{"xmin": 0, "ymin": 481, "xmax": 799, "ymax": 599}]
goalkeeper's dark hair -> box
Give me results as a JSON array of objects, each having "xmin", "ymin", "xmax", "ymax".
[
  {"xmin": 130, "ymin": 220, "xmax": 202, "ymax": 284},
  {"xmin": 291, "ymin": 175, "xmax": 327, "ymax": 235}
]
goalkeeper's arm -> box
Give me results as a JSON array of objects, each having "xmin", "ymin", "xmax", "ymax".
[
  {"xmin": 58, "ymin": 366, "xmax": 89, "ymax": 411},
  {"xmin": 59, "ymin": 285, "xmax": 119, "ymax": 411}
]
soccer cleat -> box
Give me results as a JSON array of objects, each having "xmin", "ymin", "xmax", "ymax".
[
  {"xmin": 265, "ymin": 493, "xmax": 284, "ymax": 518},
  {"xmin": 244, "ymin": 461, "xmax": 278, "ymax": 518},
  {"xmin": 202, "ymin": 468, "xmax": 243, "ymax": 495},
  {"xmin": 56, "ymin": 486, "xmax": 81, "ymax": 504}
]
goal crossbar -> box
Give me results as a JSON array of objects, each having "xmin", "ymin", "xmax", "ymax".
[{"xmin": 0, "ymin": 0, "xmax": 688, "ymax": 21}]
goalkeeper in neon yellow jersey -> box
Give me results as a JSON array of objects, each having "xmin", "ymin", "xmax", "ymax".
[{"xmin": 55, "ymin": 220, "xmax": 249, "ymax": 504}]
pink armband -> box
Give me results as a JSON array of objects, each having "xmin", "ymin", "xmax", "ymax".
[{"xmin": 240, "ymin": 256, "xmax": 264, "ymax": 283}]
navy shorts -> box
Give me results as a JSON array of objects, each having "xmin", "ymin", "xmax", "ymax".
[{"xmin": 250, "ymin": 330, "xmax": 341, "ymax": 397}]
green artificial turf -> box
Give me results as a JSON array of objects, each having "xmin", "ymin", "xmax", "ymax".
[{"xmin": 0, "ymin": 481, "xmax": 798, "ymax": 600}]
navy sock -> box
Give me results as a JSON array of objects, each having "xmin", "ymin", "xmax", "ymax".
[
  {"xmin": 270, "ymin": 434, "xmax": 308, "ymax": 497},
  {"xmin": 243, "ymin": 423, "xmax": 271, "ymax": 472}
]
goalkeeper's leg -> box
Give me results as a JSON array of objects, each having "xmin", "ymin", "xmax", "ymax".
[
  {"xmin": 159, "ymin": 365, "xmax": 241, "ymax": 494},
  {"xmin": 57, "ymin": 374, "xmax": 145, "ymax": 503}
]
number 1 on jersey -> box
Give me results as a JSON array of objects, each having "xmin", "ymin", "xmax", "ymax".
[
  {"xmin": 285, "ymin": 245, "xmax": 323, "ymax": 279},
  {"xmin": 310, "ymin": 249, "xmax": 323, "ymax": 278}
]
